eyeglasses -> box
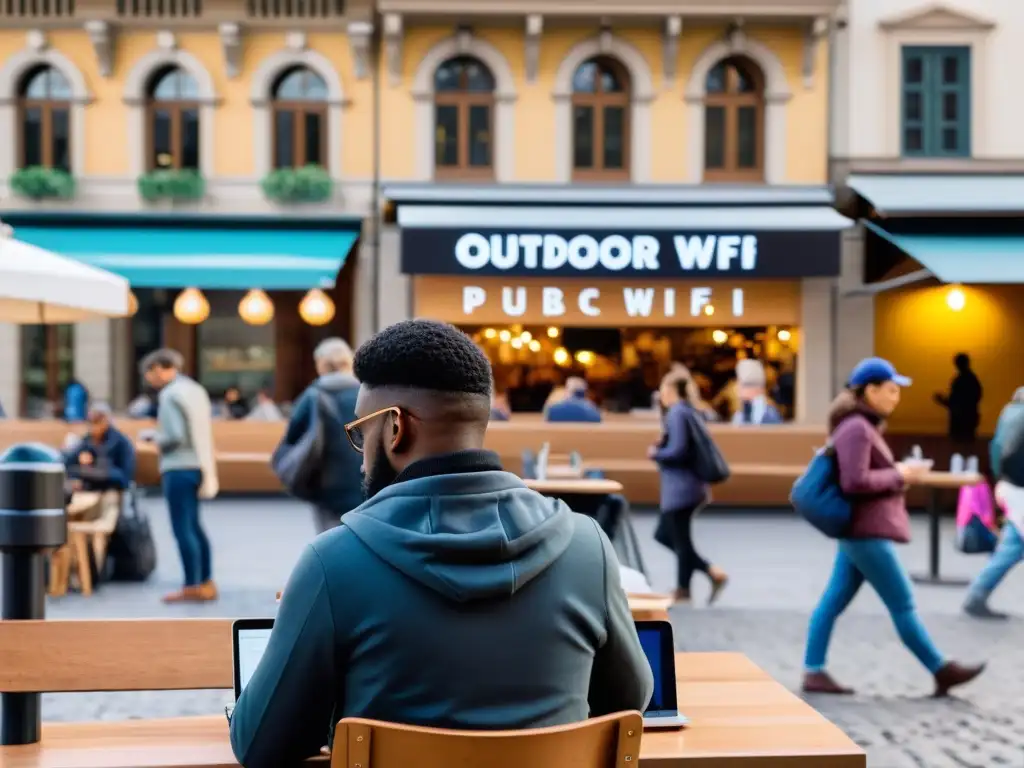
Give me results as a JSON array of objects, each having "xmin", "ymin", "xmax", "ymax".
[{"xmin": 343, "ymin": 407, "xmax": 402, "ymax": 454}]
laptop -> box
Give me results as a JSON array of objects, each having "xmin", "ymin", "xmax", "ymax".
[
  {"xmin": 232, "ymin": 618, "xmax": 274, "ymax": 700},
  {"xmin": 230, "ymin": 617, "xmax": 688, "ymax": 729},
  {"xmin": 635, "ymin": 620, "xmax": 690, "ymax": 730}
]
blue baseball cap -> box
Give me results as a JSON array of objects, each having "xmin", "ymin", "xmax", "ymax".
[{"xmin": 848, "ymin": 357, "xmax": 912, "ymax": 388}]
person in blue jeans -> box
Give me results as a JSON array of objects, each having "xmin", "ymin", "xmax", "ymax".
[
  {"xmin": 803, "ymin": 358, "xmax": 984, "ymax": 697},
  {"xmin": 964, "ymin": 387, "xmax": 1024, "ymax": 619}
]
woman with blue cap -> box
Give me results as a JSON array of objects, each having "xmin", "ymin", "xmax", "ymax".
[{"xmin": 802, "ymin": 357, "xmax": 986, "ymax": 696}]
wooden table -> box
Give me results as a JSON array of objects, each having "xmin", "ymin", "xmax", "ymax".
[
  {"xmin": 909, "ymin": 471, "xmax": 984, "ymax": 587},
  {"xmin": 524, "ymin": 478, "xmax": 624, "ymax": 495},
  {"xmin": 0, "ymin": 653, "xmax": 864, "ymax": 768}
]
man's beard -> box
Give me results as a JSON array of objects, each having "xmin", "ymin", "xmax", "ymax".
[{"xmin": 362, "ymin": 439, "xmax": 399, "ymax": 500}]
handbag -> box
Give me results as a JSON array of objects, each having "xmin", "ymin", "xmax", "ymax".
[
  {"xmin": 791, "ymin": 448, "xmax": 851, "ymax": 538},
  {"xmin": 683, "ymin": 410, "xmax": 730, "ymax": 484},
  {"xmin": 105, "ymin": 487, "xmax": 157, "ymax": 582},
  {"xmin": 955, "ymin": 484, "xmax": 999, "ymax": 554}
]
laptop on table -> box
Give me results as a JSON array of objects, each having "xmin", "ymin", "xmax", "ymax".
[{"xmin": 230, "ymin": 618, "xmax": 688, "ymax": 730}]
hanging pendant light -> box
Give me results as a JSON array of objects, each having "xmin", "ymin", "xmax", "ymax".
[
  {"xmin": 127, "ymin": 290, "xmax": 139, "ymax": 317},
  {"xmin": 173, "ymin": 287, "xmax": 210, "ymax": 324},
  {"xmin": 238, "ymin": 289, "xmax": 275, "ymax": 325},
  {"xmin": 299, "ymin": 288, "xmax": 335, "ymax": 326}
]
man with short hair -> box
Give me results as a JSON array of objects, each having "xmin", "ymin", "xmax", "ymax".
[
  {"xmin": 545, "ymin": 376, "xmax": 603, "ymax": 423},
  {"xmin": 64, "ymin": 402, "xmax": 136, "ymax": 492},
  {"xmin": 139, "ymin": 349, "xmax": 219, "ymax": 603},
  {"xmin": 274, "ymin": 337, "xmax": 362, "ymax": 532},
  {"xmin": 231, "ymin": 320, "xmax": 652, "ymax": 768}
]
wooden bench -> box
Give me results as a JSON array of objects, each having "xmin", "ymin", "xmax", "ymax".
[{"xmin": 0, "ymin": 618, "xmax": 865, "ymax": 767}]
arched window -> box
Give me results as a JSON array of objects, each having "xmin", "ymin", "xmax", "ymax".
[
  {"xmin": 18, "ymin": 66, "xmax": 72, "ymax": 171},
  {"xmin": 571, "ymin": 57, "xmax": 630, "ymax": 180},
  {"xmin": 271, "ymin": 66, "xmax": 328, "ymax": 169},
  {"xmin": 703, "ymin": 57, "xmax": 764, "ymax": 181},
  {"xmin": 147, "ymin": 66, "xmax": 200, "ymax": 171},
  {"xmin": 433, "ymin": 56, "xmax": 495, "ymax": 178}
]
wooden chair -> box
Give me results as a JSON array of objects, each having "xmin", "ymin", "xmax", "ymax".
[
  {"xmin": 49, "ymin": 491, "xmax": 122, "ymax": 597},
  {"xmin": 331, "ymin": 712, "xmax": 643, "ymax": 768}
]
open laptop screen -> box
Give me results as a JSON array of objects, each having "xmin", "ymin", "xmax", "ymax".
[
  {"xmin": 635, "ymin": 621, "xmax": 678, "ymax": 717},
  {"xmin": 233, "ymin": 619, "xmax": 274, "ymax": 699}
]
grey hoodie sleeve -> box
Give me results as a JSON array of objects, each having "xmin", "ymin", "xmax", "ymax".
[
  {"xmin": 230, "ymin": 544, "xmax": 340, "ymax": 768},
  {"xmin": 587, "ymin": 520, "xmax": 654, "ymax": 716},
  {"xmin": 155, "ymin": 394, "xmax": 187, "ymax": 454}
]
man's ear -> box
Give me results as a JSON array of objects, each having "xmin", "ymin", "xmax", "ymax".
[{"xmin": 389, "ymin": 412, "xmax": 411, "ymax": 454}]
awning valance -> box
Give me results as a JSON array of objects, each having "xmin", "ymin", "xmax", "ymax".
[
  {"xmin": 848, "ymin": 174, "xmax": 1024, "ymax": 215},
  {"xmin": 10, "ymin": 215, "xmax": 360, "ymax": 290}
]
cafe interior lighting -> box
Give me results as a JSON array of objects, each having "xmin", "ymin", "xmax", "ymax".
[
  {"xmin": 520, "ymin": 330, "xmax": 533, "ymax": 343},
  {"xmin": 238, "ymin": 289, "xmax": 275, "ymax": 326},
  {"xmin": 575, "ymin": 350, "xmax": 595, "ymax": 365},
  {"xmin": 298, "ymin": 288, "xmax": 335, "ymax": 326},
  {"xmin": 498, "ymin": 329, "xmax": 512, "ymax": 342},
  {"xmin": 528, "ymin": 339, "xmax": 541, "ymax": 352},
  {"xmin": 553, "ymin": 347, "xmax": 570, "ymax": 365},
  {"xmin": 946, "ymin": 286, "xmax": 966, "ymax": 311},
  {"xmin": 703, "ymin": 304, "xmax": 715, "ymax": 316},
  {"xmin": 712, "ymin": 329, "xmax": 729, "ymax": 345},
  {"xmin": 173, "ymin": 287, "xmax": 210, "ymax": 325},
  {"xmin": 127, "ymin": 290, "xmax": 139, "ymax": 317},
  {"xmin": 483, "ymin": 328, "xmax": 497, "ymax": 339},
  {"xmin": 510, "ymin": 337, "xmax": 523, "ymax": 349},
  {"xmin": 777, "ymin": 329, "xmax": 792, "ymax": 342},
  {"xmin": 547, "ymin": 326, "xmax": 560, "ymax": 338}
]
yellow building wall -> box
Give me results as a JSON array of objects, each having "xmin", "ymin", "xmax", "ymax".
[
  {"xmin": 381, "ymin": 24, "xmax": 829, "ymax": 183},
  {"xmin": 875, "ymin": 284, "xmax": 1021, "ymax": 436}
]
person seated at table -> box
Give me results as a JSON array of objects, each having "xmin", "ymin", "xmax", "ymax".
[
  {"xmin": 246, "ymin": 388, "xmax": 284, "ymax": 421},
  {"xmin": 731, "ymin": 359, "xmax": 783, "ymax": 425},
  {"xmin": 545, "ymin": 377, "xmax": 602, "ymax": 423},
  {"xmin": 230, "ymin": 320, "xmax": 652, "ymax": 768},
  {"xmin": 219, "ymin": 385, "xmax": 250, "ymax": 420},
  {"xmin": 63, "ymin": 402, "xmax": 136, "ymax": 492}
]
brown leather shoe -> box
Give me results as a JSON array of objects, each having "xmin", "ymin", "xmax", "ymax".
[
  {"xmin": 197, "ymin": 580, "xmax": 219, "ymax": 601},
  {"xmin": 672, "ymin": 588, "xmax": 692, "ymax": 605},
  {"xmin": 802, "ymin": 671, "xmax": 855, "ymax": 695},
  {"xmin": 707, "ymin": 566, "xmax": 729, "ymax": 605},
  {"xmin": 161, "ymin": 582, "xmax": 219, "ymax": 604},
  {"xmin": 934, "ymin": 661, "xmax": 985, "ymax": 697}
]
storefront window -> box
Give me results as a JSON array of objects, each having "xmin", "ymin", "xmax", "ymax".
[
  {"xmin": 21, "ymin": 325, "xmax": 74, "ymax": 418},
  {"xmin": 197, "ymin": 291, "xmax": 275, "ymax": 398},
  {"xmin": 463, "ymin": 323, "xmax": 797, "ymax": 421}
]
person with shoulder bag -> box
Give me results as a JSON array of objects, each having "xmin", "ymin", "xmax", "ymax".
[
  {"xmin": 963, "ymin": 386, "xmax": 1024, "ymax": 619},
  {"xmin": 274, "ymin": 338, "xmax": 363, "ymax": 534},
  {"xmin": 802, "ymin": 358, "xmax": 985, "ymax": 697},
  {"xmin": 649, "ymin": 373, "xmax": 728, "ymax": 605}
]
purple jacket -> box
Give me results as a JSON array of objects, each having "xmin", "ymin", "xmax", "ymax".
[{"xmin": 829, "ymin": 393, "xmax": 910, "ymax": 544}]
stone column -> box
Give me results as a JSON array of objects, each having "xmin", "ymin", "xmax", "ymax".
[
  {"xmin": 73, "ymin": 320, "xmax": 113, "ymax": 403},
  {"xmin": 796, "ymin": 278, "xmax": 835, "ymax": 425},
  {"xmin": 835, "ymin": 226, "xmax": 874, "ymax": 390},
  {"xmin": 0, "ymin": 323, "xmax": 20, "ymax": 416},
  {"xmin": 377, "ymin": 226, "xmax": 411, "ymax": 330}
]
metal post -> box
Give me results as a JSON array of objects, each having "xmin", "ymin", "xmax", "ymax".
[{"xmin": 0, "ymin": 443, "xmax": 67, "ymax": 746}]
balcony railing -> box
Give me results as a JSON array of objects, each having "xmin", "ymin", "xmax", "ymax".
[
  {"xmin": 0, "ymin": 0, "xmax": 76, "ymax": 18},
  {"xmin": 0, "ymin": 0, "xmax": 348, "ymax": 22}
]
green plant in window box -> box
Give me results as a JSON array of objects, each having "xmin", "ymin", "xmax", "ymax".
[
  {"xmin": 137, "ymin": 169, "xmax": 206, "ymax": 203},
  {"xmin": 10, "ymin": 166, "xmax": 76, "ymax": 200},
  {"xmin": 261, "ymin": 165, "xmax": 333, "ymax": 204}
]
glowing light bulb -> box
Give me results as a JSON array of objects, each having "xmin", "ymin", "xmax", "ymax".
[
  {"xmin": 777, "ymin": 329, "xmax": 792, "ymax": 342},
  {"xmin": 946, "ymin": 286, "xmax": 965, "ymax": 311}
]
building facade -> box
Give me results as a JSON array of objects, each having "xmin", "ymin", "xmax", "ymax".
[
  {"xmin": 0, "ymin": 0, "xmax": 863, "ymax": 424},
  {"xmin": 831, "ymin": 0, "xmax": 1024, "ymax": 435}
]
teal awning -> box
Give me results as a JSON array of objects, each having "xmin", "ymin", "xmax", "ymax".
[
  {"xmin": 12, "ymin": 221, "xmax": 359, "ymax": 290},
  {"xmin": 865, "ymin": 220, "xmax": 1024, "ymax": 283},
  {"xmin": 849, "ymin": 174, "xmax": 1024, "ymax": 215}
]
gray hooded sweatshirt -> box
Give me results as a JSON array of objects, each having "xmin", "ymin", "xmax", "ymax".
[{"xmin": 230, "ymin": 450, "xmax": 653, "ymax": 768}]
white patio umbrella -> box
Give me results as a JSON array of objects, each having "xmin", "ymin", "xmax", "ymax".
[{"xmin": 0, "ymin": 221, "xmax": 131, "ymax": 323}]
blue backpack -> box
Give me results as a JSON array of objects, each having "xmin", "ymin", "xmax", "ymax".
[{"xmin": 791, "ymin": 448, "xmax": 851, "ymax": 538}]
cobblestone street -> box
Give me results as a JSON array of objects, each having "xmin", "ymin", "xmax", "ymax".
[{"xmin": 4, "ymin": 496, "xmax": 1023, "ymax": 767}]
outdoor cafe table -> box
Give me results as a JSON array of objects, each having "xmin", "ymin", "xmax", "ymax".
[
  {"xmin": 0, "ymin": 653, "xmax": 864, "ymax": 768},
  {"xmin": 908, "ymin": 470, "xmax": 984, "ymax": 587}
]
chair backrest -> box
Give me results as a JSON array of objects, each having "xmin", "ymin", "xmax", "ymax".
[{"xmin": 331, "ymin": 711, "xmax": 643, "ymax": 768}]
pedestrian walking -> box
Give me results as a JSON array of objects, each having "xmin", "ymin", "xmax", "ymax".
[
  {"xmin": 963, "ymin": 386, "xmax": 1024, "ymax": 619},
  {"xmin": 650, "ymin": 372, "xmax": 728, "ymax": 605},
  {"xmin": 803, "ymin": 357, "xmax": 985, "ymax": 696},
  {"xmin": 273, "ymin": 338, "xmax": 362, "ymax": 533},
  {"xmin": 138, "ymin": 349, "xmax": 219, "ymax": 603}
]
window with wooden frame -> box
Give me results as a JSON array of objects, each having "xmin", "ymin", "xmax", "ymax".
[
  {"xmin": 571, "ymin": 56, "xmax": 630, "ymax": 181},
  {"xmin": 18, "ymin": 66, "xmax": 72, "ymax": 171},
  {"xmin": 703, "ymin": 56, "xmax": 765, "ymax": 182},
  {"xmin": 433, "ymin": 56, "xmax": 495, "ymax": 179},
  {"xmin": 20, "ymin": 324, "xmax": 74, "ymax": 418},
  {"xmin": 271, "ymin": 67, "xmax": 329, "ymax": 169},
  {"xmin": 901, "ymin": 46, "xmax": 970, "ymax": 158},
  {"xmin": 147, "ymin": 66, "xmax": 200, "ymax": 171}
]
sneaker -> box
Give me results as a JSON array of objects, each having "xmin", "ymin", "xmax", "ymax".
[
  {"xmin": 802, "ymin": 671, "xmax": 855, "ymax": 695},
  {"xmin": 963, "ymin": 599, "xmax": 1009, "ymax": 620},
  {"xmin": 934, "ymin": 661, "xmax": 985, "ymax": 697},
  {"xmin": 161, "ymin": 582, "xmax": 219, "ymax": 604}
]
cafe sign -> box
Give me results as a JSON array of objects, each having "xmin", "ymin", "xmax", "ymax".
[
  {"xmin": 413, "ymin": 277, "xmax": 802, "ymax": 328},
  {"xmin": 401, "ymin": 228, "xmax": 841, "ymax": 278}
]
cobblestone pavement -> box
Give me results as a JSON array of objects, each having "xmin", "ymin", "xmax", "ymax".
[{"xmin": 3, "ymin": 496, "xmax": 1024, "ymax": 767}]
